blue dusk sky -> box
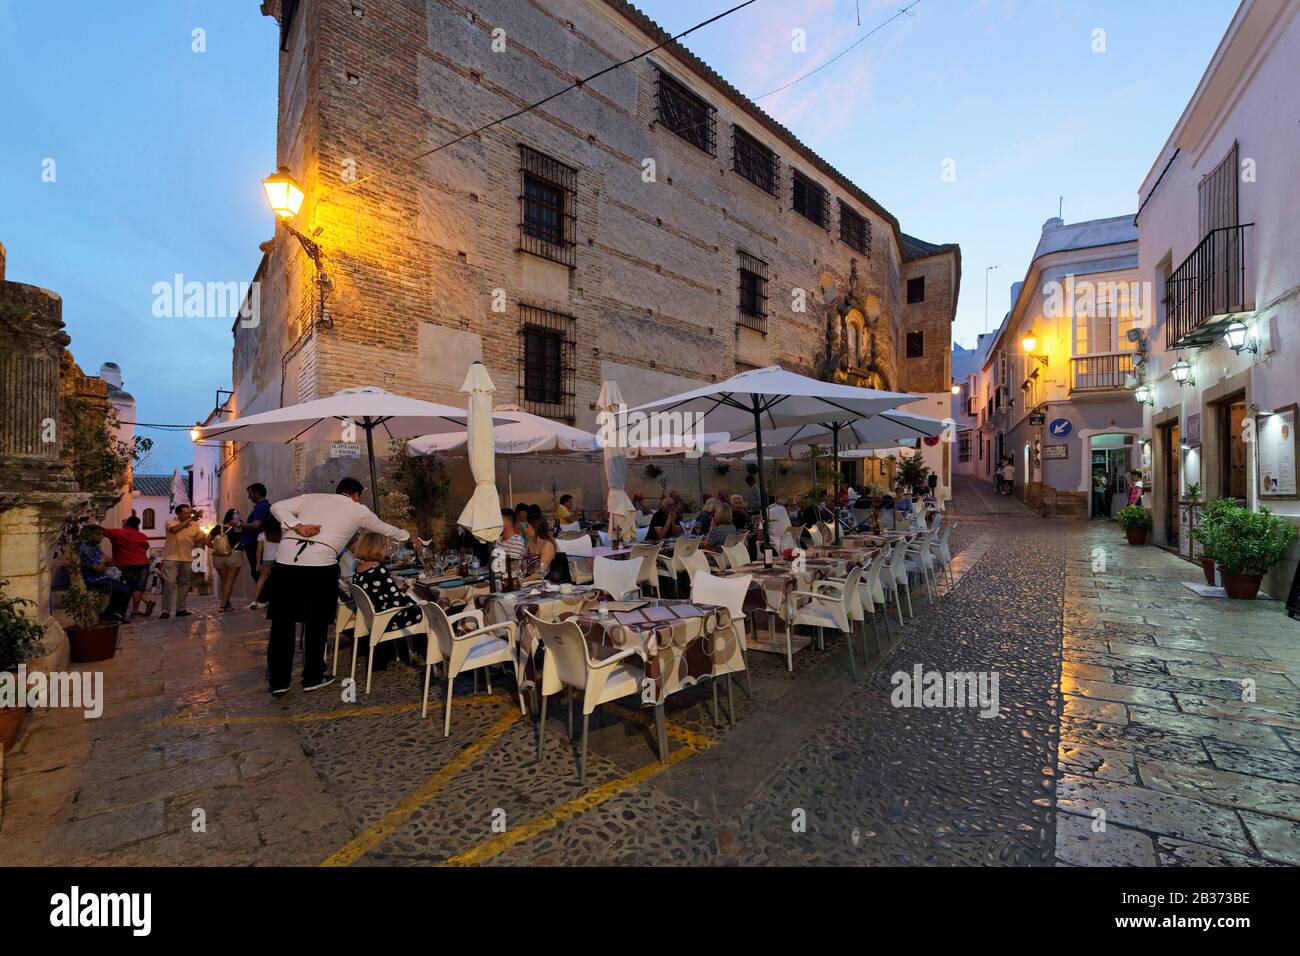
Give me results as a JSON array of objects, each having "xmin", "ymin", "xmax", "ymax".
[{"xmin": 0, "ymin": 0, "xmax": 1237, "ymax": 471}]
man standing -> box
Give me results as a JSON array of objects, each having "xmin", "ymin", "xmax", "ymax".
[
  {"xmin": 242, "ymin": 482, "xmax": 272, "ymax": 576},
  {"xmin": 745, "ymin": 474, "xmax": 761, "ymax": 513},
  {"xmin": 555, "ymin": 494, "xmax": 576, "ymax": 527},
  {"xmin": 268, "ymin": 477, "xmax": 408, "ymax": 696},
  {"xmin": 160, "ymin": 504, "xmax": 206, "ymax": 619},
  {"xmin": 102, "ymin": 516, "xmax": 155, "ymax": 617},
  {"xmin": 766, "ymin": 494, "xmax": 791, "ymax": 547}
]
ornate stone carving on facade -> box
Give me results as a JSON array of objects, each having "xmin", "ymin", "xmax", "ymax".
[{"xmin": 808, "ymin": 258, "xmax": 891, "ymax": 389}]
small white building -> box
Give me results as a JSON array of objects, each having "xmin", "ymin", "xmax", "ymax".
[
  {"xmin": 126, "ymin": 474, "xmax": 173, "ymax": 555},
  {"xmin": 1135, "ymin": 0, "xmax": 1300, "ymax": 593}
]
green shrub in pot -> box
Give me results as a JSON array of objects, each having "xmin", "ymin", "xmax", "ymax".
[
  {"xmin": 1212, "ymin": 506, "xmax": 1297, "ymax": 577},
  {"xmin": 1116, "ymin": 504, "xmax": 1152, "ymax": 531},
  {"xmin": 1191, "ymin": 497, "xmax": 1237, "ymax": 563},
  {"xmin": 0, "ymin": 581, "xmax": 46, "ymax": 674}
]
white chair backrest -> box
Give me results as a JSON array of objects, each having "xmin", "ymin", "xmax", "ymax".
[
  {"xmin": 525, "ymin": 611, "xmax": 592, "ymax": 690},
  {"xmin": 680, "ymin": 549, "xmax": 710, "ymax": 584},
  {"xmin": 559, "ymin": 521, "xmax": 583, "ymax": 534},
  {"xmin": 890, "ymin": 536, "xmax": 910, "ymax": 578},
  {"xmin": 630, "ymin": 541, "xmax": 661, "ymax": 583},
  {"xmin": 691, "ymin": 570, "xmax": 751, "ymax": 620},
  {"xmin": 421, "ymin": 600, "xmax": 458, "ymax": 659},
  {"xmin": 864, "ymin": 550, "xmax": 889, "ymax": 604},
  {"xmin": 723, "ymin": 531, "xmax": 747, "ymax": 549},
  {"xmin": 778, "ymin": 530, "xmax": 797, "ymax": 553},
  {"xmin": 671, "ymin": 536, "xmax": 699, "ymax": 562},
  {"xmin": 807, "ymin": 525, "xmax": 823, "ymax": 547},
  {"xmin": 722, "ymin": 542, "xmax": 750, "ymax": 570},
  {"xmin": 556, "ymin": 535, "xmax": 594, "ymax": 557},
  {"xmin": 635, "ymin": 511, "xmax": 652, "ymax": 527},
  {"xmin": 593, "ymin": 555, "xmax": 641, "ymax": 600},
  {"xmin": 349, "ymin": 583, "xmax": 378, "ymax": 629},
  {"xmin": 597, "ymin": 530, "xmax": 611, "ymax": 547},
  {"xmin": 635, "ymin": 524, "xmax": 650, "ymax": 541}
]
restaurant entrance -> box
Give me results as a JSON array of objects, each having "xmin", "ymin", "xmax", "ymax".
[
  {"xmin": 1158, "ymin": 421, "xmax": 1180, "ymax": 546},
  {"xmin": 1089, "ymin": 434, "xmax": 1133, "ymax": 518},
  {"xmin": 1215, "ymin": 393, "xmax": 1248, "ymax": 503}
]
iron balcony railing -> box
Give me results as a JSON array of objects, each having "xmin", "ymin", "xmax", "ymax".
[
  {"xmin": 1164, "ymin": 223, "xmax": 1254, "ymax": 349},
  {"xmin": 1072, "ymin": 352, "xmax": 1136, "ymax": 391}
]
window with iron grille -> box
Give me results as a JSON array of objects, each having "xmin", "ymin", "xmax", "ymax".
[
  {"xmin": 732, "ymin": 126, "xmax": 778, "ymax": 195},
  {"xmin": 958, "ymin": 431, "xmax": 971, "ymax": 463},
  {"xmin": 655, "ymin": 69, "xmax": 715, "ymax": 155},
  {"xmin": 791, "ymin": 169, "xmax": 828, "ymax": 228},
  {"xmin": 906, "ymin": 330, "xmax": 924, "ymax": 358},
  {"xmin": 1199, "ymin": 141, "xmax": 1239, "ymax": 236},
  {"xmin": 519, "ymin": 146, "xmax": 577, "ymax": 267},
  {"xmin": 518, "ymin": 305, "xmax": 576, "ymax": 421},
  {"xmin": 737, "ymin": 250, "xmax": 769, "ymax": 333},
  {"xmin": 907, "ymin": 276, "xmax": 925, "ymax": 304},
  {"xmin": 839, "ymin": 201, "xmax": 869, "ymax": 254}
]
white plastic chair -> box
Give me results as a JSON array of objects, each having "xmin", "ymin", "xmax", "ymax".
[
  {"xmin": 634, "ymin": 511, "xmax": 652, "ymax": 528},
  {"xmin": 880, "ymin": 536, "xmax": 914, "ymax": 623},
  {"xmin": 722, "ymin": 541, "xmax": 751, "ymax": 571},
  {"xmin": 421, "ymin": 601, "xmax": 524, "ymax": 736},
  {"xmin": 559, "ymin": 521, "xmax": 583, "ymax": 534},
  {"xmin": 905, "ymin": 530, "xmax": 939, "ymax": 604},
  {"xmin": 791, "ymin": 566, "xmax": 863, "ymax": 677},
  {"xmin": 630, "ymin": 541, "xmax": 661, "ymax": 597},
  {"xmin": 723, "ymin": 531, "xmax": 748, "ymax": 549},
  {"xmin": 679, "ymin": 549, "xmax": 710, "ymax": 588},
  {"xmin": 333, "ymin": 597, "xmax": 366, "ymax": 677},
  {"xmin": 556, "ymin": 534, "xmax": 595, "ymax": 585},
  {"xmin": 348, "ymin": 584, "xmax": 426, "ymax": 694},
  {"xmin": 526, "ymin": 611, "xmax": 642, "ymax": 783},
  {"xmin": 656, "ymin": 536, "xmax": 700, "ymax": 596},
  {"xmin": 634, "ymin": 525, "xmax": 650, "ymax": 542},
  {"xmin": 691, "ymin": 570, "xmax": 753, "ymax": 709},
  {"xmin": 593, "ymin": 555, "xmax": 641, "ymax": 600},
  {"xmin": 929, "ymin": 522, "xmax": 955, "ymax": 588}
]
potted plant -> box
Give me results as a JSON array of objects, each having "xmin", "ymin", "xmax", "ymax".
[
  {"xmin": 1210, "ymin": 505, "xmax": 1298, "ymax": 600},
  {"xmin": 1116, "ymin": 504, "xmax": 1152, "ymax": 545},
  {"xmin": 58, "ymin": 540, "xmax": 118, "ymax": 663},
  {"xmin": 1191, "ymin": 497, "xmax": 1234, "ymax": 585},
  {"xmin": 0, "ymin": 581, "xmax": 47, "ymax": 749}
]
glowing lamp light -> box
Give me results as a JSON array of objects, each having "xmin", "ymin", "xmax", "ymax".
[
  {"xmin": 189, "ymin": 427, "xmax": 202, "ymax": 442},
  {"xmin": 950, "ymin": 384, "xmax": 961, "ymax": 395},
  {"xmin": 1133, "ymin": 383, "xmax": 1153, "ymax": 406},
  {"xmin": 1170, "ymin": 358, "xmax": 1192, "ymax": 385},
  {"xmin": 1021, "ymin": 333, "xmax": 1037, "ymax": 354},
  {"xmin": 1223, "ymin": 320, "xmax": 1256, "ymax": 354},
  {"xmin": 261, "ymin": 167, "xmax": 304, "ymax": 220}
]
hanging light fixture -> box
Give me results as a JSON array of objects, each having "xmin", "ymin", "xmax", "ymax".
[
  {"xmin": 1170, "ymin": 357, "xmax": 1194, "ymax": 386},
  {"xmin": 1223, "ymin": 320, "xmax": 1258, "ymax": 354},
  {"xmin": 1134, "ymin": 383, "xmax": 1153, "ymax": 406},
  {"xmin": 261, "ymin": 167, "xmax": 305, "ymax": 220}
]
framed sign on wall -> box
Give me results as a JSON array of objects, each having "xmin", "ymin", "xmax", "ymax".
[{"xmin": 1258, "ymin": 403, "xmax": 1298, "ymax": 499}]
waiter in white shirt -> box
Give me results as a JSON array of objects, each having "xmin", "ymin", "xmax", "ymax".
[{"xmin": 267, "ymin": 477, "xmax": 409, "ymax": 696}]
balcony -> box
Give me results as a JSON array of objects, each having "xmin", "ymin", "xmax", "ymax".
[
  {"xmin": 1072, "ymin": 352, "xmax": 1136, "ymax": 391},
  {"xmin": 1165, "ymin": 224, "xmax": 1254, "ymax": 349}
]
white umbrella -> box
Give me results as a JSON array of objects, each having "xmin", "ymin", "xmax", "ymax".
[
  {"xmin": 197, "ymin": 386, "xmax": 485, "ymax": 511},
  {"xmin": 597, "ymin": 381, "xmax": 636, "ymax": 543},
  {"xmin": 456, "ymin": 362, "xmax": 502, "ymax": 545},
  {"xmin": 407, "ymin": 405, "xmax": 599, "ymax": 505},
  {"xmin": 629, "ymin": 365, "xmax": 923, "ymax": 546}
]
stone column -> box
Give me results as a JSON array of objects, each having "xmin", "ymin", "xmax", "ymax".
[{"xmin": 0, "ymin": 248, "xmax": 89, "ymax": 671}]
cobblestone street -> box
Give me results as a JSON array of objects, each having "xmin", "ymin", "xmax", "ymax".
[{"xmin": 2, "ymin": 478, "xmax": 1297, "ymax": 867}]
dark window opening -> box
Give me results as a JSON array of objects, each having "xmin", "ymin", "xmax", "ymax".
[
  {"xmin": 518, "ymin": 305, "xmax": 576, "ymax": 421},
  {"xmin": 736, "ymin": 250, "xmax": 769, "ymax": 333},
  {"xmin": 791, "ymin": 169, "xmax": 827, "ymax": 228},
  {"xmin": 839, "ymin": 202, "xmax": 869, "ymax": 254},
  {"xmin": 732, "ymin": 126, "xmax": 778, "ymax": 195},
  {"xmin": 519, "ymin": 146, "xmax": 577, "ymax": 266},
  {"xmin": 142, "ymin": 508, "xmax": 155, "ymax": 530},
  {"xmin": 907, "ymin": 277, "xmax": 925, "ymax": 304},
  {"xmin": 906, "ymin": 331, "xmax": 924, "ymax": 358},
  {"xmin": 656, "ymin": 69, "xmax": 715, "ymax": 155},
  {"xmin": 280, "ymin": 0, "xmax": 299, "ymax": 51}
]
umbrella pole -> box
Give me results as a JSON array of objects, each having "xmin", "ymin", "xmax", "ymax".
[
  {"xmin": 507, "ymin": 457, "xmax": 514, "ymax": 507},
  {"xmin": 833, "ymin": 424, "xmax": 841, "ymax": 545},
  {"xmin": 365, "ymin": 424, "xmax": 381, "ymax": 514},
  {"xmin": 696, "ymin": 454, "xmax": 703, "ymax": 514},
  {"xmin": 752, "ymin": 405, "xmax": 770, "ymax": 554}
]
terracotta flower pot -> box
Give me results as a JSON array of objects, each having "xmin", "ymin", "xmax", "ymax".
[
  {"xmin": 1219, "ymin": 569, "xmax": 1263, "ymax": 600},
  {"xmin": 1124, "ymin": 526, "xmax": 1149, "ymax": 545},
  {"xmin": 1199, "ymin": 556, "xmax": 1216, "ymax": 586},
  {"xmin": 67, "ymin": 622, "xmax": 119, "ymax": 663},
  {"xmin": 0, "ymin": 704, "xmax": 26, "ymax": 750}
]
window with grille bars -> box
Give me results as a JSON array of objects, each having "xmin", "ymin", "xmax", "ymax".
[
  {"xmin": 518, "ymin": 305, "xmax": 576, "ymax": 420},
  {"xmin": 838, "ymin": 201, "xmax": 869, "ymax": 254},
  {"xmin": 737, "ymin": 250, "xmax": 769, "ymax": 333},
  {"xmin": 732, "ymin": 126, "xmax": 778, "ymax": 195},
  {"xmin": 906, "ymin": 330, "xmax": 924, "ymax": 358},
  {"xmin": 791, "ymin": 169, "xmax": 828, "ymax": 228},
  {"xmin": 655, "ymin": 69, "xmax": 715, "ymax": 155},
  {"xmin": 1199, "ymin": 141, "xmax": 1239, "ymax": 236},
  {"xmin": 958, "ymin": 432, "xmax": 971, "ymax": 463},
  {"xmin": 519, "ymin": 145, "xmax": 577, "ymax": 267}
]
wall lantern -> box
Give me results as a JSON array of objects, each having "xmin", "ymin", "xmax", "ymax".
[
  {"xmin": 1021, "ymin": 332, "xmax": 1048, "ymax": 367},
  {"xmin": 1133, "ymin": 383, "xmax": 1153, "ymax": 406},
  {"xmin": 1223, "ymin": 320, "xmax": 1258, "ymax": 355},
  {"xmin": 1170, "ymin": 358, "xmax": 1194, "ymax": 386},
  {"xmin": 261, "ymin": 167, "xmax": 305, "ymax": 220}
]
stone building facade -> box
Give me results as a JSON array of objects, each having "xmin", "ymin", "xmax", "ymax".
[{"xmin": 228, "ymin": 0, "xmax": 959, "ymax": 509}]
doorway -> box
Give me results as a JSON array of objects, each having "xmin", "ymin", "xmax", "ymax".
[
  {"xmin": 1215, "ymin": 394, "xmax": 1247, "ymax": 503},
  {"xmin": 1158, "ymin": 421, "xmax": 1181, "ymax": 545},
  {"xmin": 1089, "ymin": 434, "xmax": 1134, "ymax": 518}
]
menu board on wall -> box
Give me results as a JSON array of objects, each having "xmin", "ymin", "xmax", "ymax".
[{"xmin": 1258, "ymin": 404, "xmax": 1298, "ymax": 499}]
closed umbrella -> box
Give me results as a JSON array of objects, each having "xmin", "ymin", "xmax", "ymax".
[
  {"xmin": 197, "ymin": 386, "xmax": 485, "ymax": 512},
  {"xmin": 597, "ymin": 381, "xmax": 636, "ymax": 543},
  {"xmin": 456, "ymin": 362, "xmax": 502, "ymax": 546}
]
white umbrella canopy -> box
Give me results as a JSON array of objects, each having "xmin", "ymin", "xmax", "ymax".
[
  {"xmin": 625, "ymin": 432, "xmax": 735, "ymax": 458},
  {"xmin": 196, "ymin": 385, "xmax": 486, "ymax": 511},
  {"xmin": 627, "ymin": 365, "xmax": 924, "ymax": 545},
  {"xmin": 597, "ymin": 381, "xmax": 636, "ymax": 542},
  {"xmin": 406, "ymin": 406, "xmax": 599, "ymax": 457},
  {"xmin": 456, "ymin": 363, "xmax": 502, "ymax": 545}
]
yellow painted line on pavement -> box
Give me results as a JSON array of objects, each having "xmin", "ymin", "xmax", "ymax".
[
  {"xmin": 321, "ymin": 709, "xmax": 523, "ymax": 867},
  {"xmin": 605, "ymin": 703, "xmax": 718, "ymax": 750},
  {"xmin": 151, "ymin": 694, "xmax": 505, "ymax": 728},
  {"xmin": 442, "ymin": 737, "xmax": 709, "ymax": 867}
]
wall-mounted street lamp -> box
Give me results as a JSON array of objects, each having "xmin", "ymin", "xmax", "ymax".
[
  {"xmin": 1170, "ymin": 357, "xmax": 1195, "ymax": 387},
  {"xmin": 1223, "ymin": 320, "xmax": 1258, "ymax": 355},
  {"xmin": 950, "ymin": 384, "xmax": 961, "ymax": 395},
  {"xmin": 1133, "ymin": 383, "xmax": 1154, "ymax": 406},
  {"xmin": 1021, "ymin": 332, "xmax": 1048, "ymax": 367},
  {"xmin": 260, "ymin": 167, "xmax": 333, "ymax": 325}
]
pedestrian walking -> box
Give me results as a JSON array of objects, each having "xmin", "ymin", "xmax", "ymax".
[
  {"xmin": 1000, "ymin": 459, "xmax": 1015, "ymax": 496},
  {"xmin": 160, "ymin": 504, "xmax": 206, "ymax": 619},
  {"xmin": 208, "ymin": 508, "xmax": 245, "ymax": 612},
  {"xmin": 266, "ymin": 477, "xmax": 409, "ymax": 696}
]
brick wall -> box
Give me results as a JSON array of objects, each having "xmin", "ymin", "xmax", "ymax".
[{"xmin": 228, "ymin": 0, "xmax": 958, "ymax": 507}]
